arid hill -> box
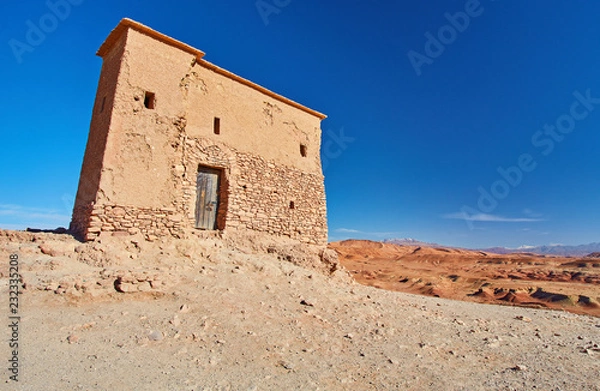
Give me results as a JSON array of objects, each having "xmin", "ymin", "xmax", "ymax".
[
  {"xmin": 331, "ymin": 240, "xmax": 600, "ymax": 317},
  {"xmin": 0, "ymin": 231, "xmax": 598, "ymax": 390}
]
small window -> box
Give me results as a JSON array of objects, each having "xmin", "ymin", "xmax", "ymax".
[
  {"xmin": 300, "ymin": 144, "xmax": 307, "ymax": 157},
  {"xmin": 100, "ymin": 96, "xmax": 106, "ymax": 113},
  {"xmin": 144, "ymin": 91, "xmax": 156, "ymax": 109},
  {"xmin": 289, "ymin": 201, "xmax": 295, "ymax": 209},
  {"xmin": 214, "ymin": 117, "xmax": 221, "ymax": 135}
]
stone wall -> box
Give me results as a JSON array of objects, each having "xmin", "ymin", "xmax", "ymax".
[
  {"xmin": 226, "ymin": 152, "xmax": 327, "ymax": 245},
  {"xmin": 180, "ymin": 137, "xmax": 327, "ymax": 245},
  {"xmin": 74, "ymin": 133, "xmax": 327, "ymax": 245},
  {"xmin": 70, "ymin": 203, "xmax": 93, "ymax": 241},
  {"xmin": 86, "ymin": 205, "xmax": 184, "ymax": 241}
]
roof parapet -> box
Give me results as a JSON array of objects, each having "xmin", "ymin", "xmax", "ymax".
[{"xmin": 97, "ymin": 18, "xmax": 205, "ymax": 62}]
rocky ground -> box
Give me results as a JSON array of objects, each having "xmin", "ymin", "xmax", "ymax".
[{"xmin": 1, "ymin": 230, "xmax": 599, "ymax": 390}]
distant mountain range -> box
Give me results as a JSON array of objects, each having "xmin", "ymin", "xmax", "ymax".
[
  {"xmin": 383, "ymin": 238, "xmax": 445, "ymax": 248},
  {"xmin": 477, "ymin": 243, "xmax": 600, "ymax": 257},
  {"xmin": 383, "ymin": 238, "xmax": 600, "ymax": 257}
]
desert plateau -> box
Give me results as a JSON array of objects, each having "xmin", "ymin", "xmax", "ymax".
[
  {"xmin": 332, "ymin": 240, "xmax": 600, "ymax": 317},
  {"xmin": 1, "ymin": 229, "xmax": 599, "ymax": 390}
]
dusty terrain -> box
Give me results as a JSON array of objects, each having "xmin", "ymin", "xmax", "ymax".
[
  {"xmin": 1, "ymin": 230, "xmax": 599, "ymax": 390},
  {"xmin": 332, "ymin": 240, "xmax": 600, "ymax": 317}
]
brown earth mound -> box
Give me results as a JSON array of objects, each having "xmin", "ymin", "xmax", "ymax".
[
  {"xmin": 1, "ymin": 231, "xmax": 599, "ymax": 390},
  {"xmin": 331, "ymin": 240, "xmax": 600, "ymax": 317}
]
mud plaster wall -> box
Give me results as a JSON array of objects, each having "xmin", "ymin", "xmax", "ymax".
[
  {"xmin": 70, "ymin": 32, "xmax": 128, "ymax": 238},
  {"xmin": 71, "ymin": 24, "xmax": 327, "ymax": 245}
]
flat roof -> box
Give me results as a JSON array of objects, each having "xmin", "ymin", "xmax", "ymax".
[{"xmin": 97, "ymin": 18, "xmax": 326, "ymax": 120}]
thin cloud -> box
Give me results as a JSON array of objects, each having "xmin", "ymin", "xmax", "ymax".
[
  {"xmin": 443, "ymin": 212, "xmax": 544, "ymax": 223},
  {"xmin": 334, "ymin": 228, "xmax": 362, "ymax": 233},
  {"xmin": 0, "ymin": 204, "xmax": 71, "ymax": 229},
  {"xmin": 333, "ymin": 228, "xmax": 404, "ymax": 238},
  {"xmin": 522, "ymin": 208, "xmax": 544, "ymax": 218}
]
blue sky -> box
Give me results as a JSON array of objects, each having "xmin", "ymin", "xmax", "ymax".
[{"xmin": 1, "ymin": 0, "xmax": 599, "ymax": 248}]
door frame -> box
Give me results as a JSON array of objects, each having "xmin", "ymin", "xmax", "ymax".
[{"xmin": 195, "ymin": 165, "xmax": 224, "ymax": 230}]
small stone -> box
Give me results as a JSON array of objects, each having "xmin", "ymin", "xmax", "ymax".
[
  {"xmin": 179, "ymin": 304, "xmax": 191, "ymax": 313},
  {"xmin": 515, "ymin": 315, "xmax": 532, "ymax": 322},
  {"xmin": 39, "ymin": 244, "xmax": 58, "ymax": 257},
  {"xmin": 137, "ymin": 281, "xmax": 152, "ymax": 292},
  {"xmin": 114, "ymin": 281, "xmax": 137, "ymax": 293},
  {"xmin": 300, "ymin": 299, "xmax": 315, "ymax": 307},
  {"xmin": 170, "ymin": 316, "xmax": 181, "ymax": 327},
  {"xmin": 148, "ymin": 330, "xmax": 164, "ymax": 341},
  {"xmin": 512, "ymin": 364, "xmax": 528, "ymax": 371},
  {"xmin": 67, "ymin": 334, "xmax": 79, "ymax": 344}
]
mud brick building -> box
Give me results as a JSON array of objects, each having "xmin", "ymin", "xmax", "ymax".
[{"xmin": 70, "ymin": 19, "xmax": 328, "ymax": 245}]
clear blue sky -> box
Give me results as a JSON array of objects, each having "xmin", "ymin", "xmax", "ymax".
[{"xmin": 1, "ymin": 0, "xmax": 599, "ymax": 248}]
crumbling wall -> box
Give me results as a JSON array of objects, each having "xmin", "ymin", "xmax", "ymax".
[
  {"xmin": 226, "ymin": 152, "xmax": 326, "ymax": 244},
  {"xmin": 81, "ymin": 131, "xmax": 327, "ymax": 244},
  {"xmin": 85, "ymin": 205, "xmax": 184, "ymax": 241},
  {"xmin": 181, "ymin": 138, "xmax": 327, "ymax": 245},
  {"xmin": 70, "ymin": 31, "xmax": 128, "ymax": 240}
]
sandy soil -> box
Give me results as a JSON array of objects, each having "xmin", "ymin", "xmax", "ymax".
[
  {"xmin": 1, "ymin": 231, "xmax": 599, "ymax": 390},
  {"xmin": 332, "ymin": 240, "xmax": 600, "ymax": 317}
]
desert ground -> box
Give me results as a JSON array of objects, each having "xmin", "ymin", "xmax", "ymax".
[
  {"xmin": 1, "ymin": 230, "xmax": 599, "ymax": 390},
  {"xmin": 332, "ymin": 240, "xmax": 600, "ymax": 318}
]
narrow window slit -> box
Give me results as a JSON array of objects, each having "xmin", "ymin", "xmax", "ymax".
[
  {"xmin": 214, "ymin": 117, "xmax": 221, "ymax": 135},
  {"xmin": 144, "ymin": 91, "xmax": 155, "ymax": 109},
  {"xmin": 300, "ymin": 144, "xmax": 307, "ymax": 157}
]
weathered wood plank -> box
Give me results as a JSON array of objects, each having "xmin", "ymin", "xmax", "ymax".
[{"xmin": 195, "ymin": 167, "xmax": 220, "ymax": 229}]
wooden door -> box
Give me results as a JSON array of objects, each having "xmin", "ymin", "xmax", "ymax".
[{"xmin": 195, "ymin": 167, "xmax": 220, "ymax": 230}]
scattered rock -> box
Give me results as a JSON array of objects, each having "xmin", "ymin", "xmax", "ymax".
[
  {"xmin": 300, "ymin": 298, "xmax": 315, "ymax": 307},
  {"xmin": 148, "ymin": 330, "xmax": 164, "ymax": 342},
  {"xmin": 39, "ymin": 244, "xmax": 59, "ymax": 257},
  {"xmin": 515, "ymin": 315, "xmax": 532, "ymax": 322},
  {"xmin": 170, "ymin": 316, "xmax": 181, "ymax": 327},
  {"xmin": 179, "ymin": 304, "xmax": 191, "ymax": 313}
]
